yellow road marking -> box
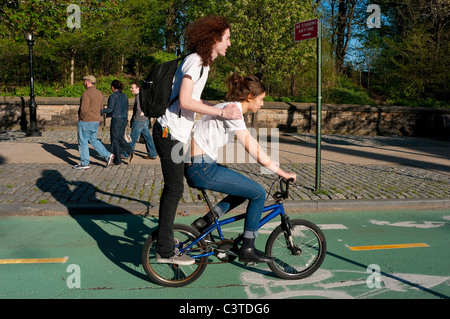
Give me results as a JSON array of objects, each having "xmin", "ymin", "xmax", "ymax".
[
  {"xmin": 348, "ymin": 243, "xmax": 429, "ymax": 251},
  {"xmin": 0, "ymin": 256, "xmax": 68, "ymax": 264}
]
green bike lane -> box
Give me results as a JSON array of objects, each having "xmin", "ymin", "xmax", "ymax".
[{"xmin": 0, "ymin": 209, "xmax": 449, "ymax": 300}]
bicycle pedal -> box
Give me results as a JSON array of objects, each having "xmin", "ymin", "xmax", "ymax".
[{"xmin": 244, "ymin": 262, "xmax": 258, "ymax": 267}]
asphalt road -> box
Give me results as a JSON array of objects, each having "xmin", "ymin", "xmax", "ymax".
[{"xmin": 0, "ymin": 208, "xmax": 448, "ymax": 302}]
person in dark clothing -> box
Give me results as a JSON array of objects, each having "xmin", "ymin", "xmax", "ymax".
[
  {"xmin": 128, "ymin": 83, "xmax": 157, "ymax": 161},
  {"xmin": 101, "ymin": 80, "xmax": 134, "ymax": 166}
]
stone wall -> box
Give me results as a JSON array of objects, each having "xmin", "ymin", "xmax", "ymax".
[
  {"xmin": 1, "ymin": 96, "xmax": 449, "ymax": 138},
  {"xmin": 254, "ymin": 102, "xmax": 450, "ymax": 138}
]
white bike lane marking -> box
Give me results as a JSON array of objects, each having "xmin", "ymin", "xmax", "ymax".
[
  {"xmin": 238, "ymin": 213, "xmax": 449, "ymax": 299},
  {"xmin": 241, "ymin": 268, "xmax": 449, "ymax": 299},
  {"xmin": 369, "ymin": 219, "xmax": 446, "ymax": 228}
]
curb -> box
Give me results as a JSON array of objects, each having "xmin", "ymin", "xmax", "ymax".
[{"xmin": 1, "ymin": 198, "xmax": 449, "ymax": 217}]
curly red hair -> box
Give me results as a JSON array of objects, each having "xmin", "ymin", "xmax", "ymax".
[{"xmin": 185, "ymin": 15, "xmax": 230, "ymax": 67}]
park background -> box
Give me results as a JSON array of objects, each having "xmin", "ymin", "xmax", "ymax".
[{"xmin": 0, "ymin": 0, "xmax": 448, "ymax": 108}]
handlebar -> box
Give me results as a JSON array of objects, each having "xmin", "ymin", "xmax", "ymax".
[{"xmin": 272, "ymin": 177, "xmax": 295, "ymax": 201}]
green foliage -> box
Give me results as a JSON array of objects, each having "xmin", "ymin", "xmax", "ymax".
[
  {"xmin": 0, "ymin": 0, "xmax": 447, "ymax": 108},
  {"xmin": 350, "ymin": 0, "xmax": 449, "ymax": 107},
  {"xmin": 325, "ymin": 88, "xmax": 371, "ymax": 105},
  {"xmin": 189, "ymin": 0, "xmax": 317, "ymax": 82},
  {"xmin": 94, "ymin": 75, "xmax": 134, "ymax": 98},
  {"xmin": 323, "ymin": 76, "xmax": 371, "ymax": 105},
  {"xmin": 0, "ymin": 76, "xmax": 136, "ymax": 98}
]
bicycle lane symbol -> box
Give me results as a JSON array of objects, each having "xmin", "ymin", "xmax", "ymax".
[
  {"xmin": 240, "ymin": 268, "xmax": 449, "ymax": 299},
  {"xmin": 237, "ymin": 220, "xmax": 448, "ymax": 298}
]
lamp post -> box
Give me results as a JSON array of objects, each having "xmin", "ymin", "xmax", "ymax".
[{"xmin": 24, "ymin": 31, "xmax": 41, "ymax": 137}]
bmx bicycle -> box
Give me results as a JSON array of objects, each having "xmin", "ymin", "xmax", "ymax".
[{"xmin": 142, "ymin": 177, "xmax": 327, "ymax": 287}]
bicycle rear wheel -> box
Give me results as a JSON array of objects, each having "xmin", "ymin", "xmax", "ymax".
[
  {"xmin": 265, "ymin": 219, "xmax": 326, "ymax": 280},
  {"xmin": 141, "ymin": 223, "xmax": 208, "ymax": 287}
]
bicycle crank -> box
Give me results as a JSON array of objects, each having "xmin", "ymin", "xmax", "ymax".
[{"xmin": 214, "ymin": 239, "xmax": 238, "ymax": 262}]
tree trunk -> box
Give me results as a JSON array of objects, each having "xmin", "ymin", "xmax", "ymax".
[
  {"xmin": 335, "ymin": 0, "xmax": 357, "ymax": 73},
  {"xmin": 335, "ymin": 0, "xmax": 348, "ymax": 73},
  {"xmin": 165, "ymin": 3, "xmax": 178, "ymax": 54},
  {"xmin": 70, "ymin": 53, "xmax": 75, "ymax": 86}
]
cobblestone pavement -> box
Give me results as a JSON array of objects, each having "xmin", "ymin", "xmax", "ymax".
[
  {"xmin": 0, "ymin": 129, "xmax": 449, "ymax": 214},
  {"xmin": 2, "ymin": 129, "xmax": 449, "ymax": 147}
]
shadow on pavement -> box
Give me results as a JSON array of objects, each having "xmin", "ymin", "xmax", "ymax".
[
  {"xmin": 36, "ymin": 169, "xmax": 155, "ymax": 281},
  {"xmin": 278, "ymin": 135, "xmax": 450, "ymax": 174},
  {"xmin": 39, "ymin": 141, "xmax": 107, "ymax": 167},
  {"xmin": 325, "ymin": 250, "xmax": 449, "ymax": 299}
]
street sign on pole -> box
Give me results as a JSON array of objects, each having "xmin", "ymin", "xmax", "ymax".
[
  {"xmin": 294, "ymin": 18, "xmax": 322, "ymax": 191},
  {"xmin": 294, "ymin": 18, "xmax": 319, "ymax": 42}
]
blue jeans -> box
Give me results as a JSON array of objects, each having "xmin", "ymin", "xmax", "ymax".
[
  {"xmin": 110, "ymin": 117, "xmax": 133, "ymax": 165},
  {"xmin": 129, "ymin": 120, "xmax": 157, "ymax": 158},
  {"xmin": 77, "ymin": 121, "xmax": 111, "ymax": 165},
  {"xmin": 185, "ymin": 155, "xmax": 266, "ymax": 238}
]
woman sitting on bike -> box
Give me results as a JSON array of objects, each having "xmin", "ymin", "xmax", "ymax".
[{"xmin": 185, "ymin": 74, "xmax": 297, "ymax": 264}]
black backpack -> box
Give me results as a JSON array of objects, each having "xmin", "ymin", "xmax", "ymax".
[{"xmin": 139, "ymin": 56, "xmax": 184, "ymax": 118}]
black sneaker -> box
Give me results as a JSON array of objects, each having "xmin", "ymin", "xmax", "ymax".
[{"xmin": 239, "ymin": 247, "xmax": 273, "ymax": 264}]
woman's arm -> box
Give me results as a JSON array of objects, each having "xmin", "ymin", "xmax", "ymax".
[
  {"xmin": 101, "ymin": 94, "xmax": 115, "ymax": 115},
  {"xmin": 179, "ymin": 77, "xmax": 241, "ymax": 119},
  {"xmin": 235, "ymin": 129, "xmax": 297, "ymax": 181}
]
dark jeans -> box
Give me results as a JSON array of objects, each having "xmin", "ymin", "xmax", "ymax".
[
  {"xmin": 152, "ymin": 121, "xmax": 185, "ymax": 257},
  {"xmin": 111, "ymin": 117, "xmax": 133, "ymax": 165}
]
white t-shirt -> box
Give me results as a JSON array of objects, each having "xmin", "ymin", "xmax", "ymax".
[
  {"xmin": 158, "ymin": 53, "xmax": 209, "ymax": 144},
  {"xmin": 192, "ymin": 101, "xmax": 247, "ymax": 160}
]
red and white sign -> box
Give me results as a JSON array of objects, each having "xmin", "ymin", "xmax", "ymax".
[{"xmin": 294, "ymin": 19, "xmax": 319, "ymax": 42}]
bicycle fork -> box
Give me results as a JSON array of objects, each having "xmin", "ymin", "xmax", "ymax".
[{"xmin": 281, "ymin": 215, "xmax": 302, "ymax": 256}]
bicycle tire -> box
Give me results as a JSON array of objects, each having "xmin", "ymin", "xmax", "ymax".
[
  {"xmin": 141, "ymin": 223, "xmax": 208, "ymax": 287},
  {"xmin": 265, "ymin": 219, "xmax": 326, "ymax": 280}
]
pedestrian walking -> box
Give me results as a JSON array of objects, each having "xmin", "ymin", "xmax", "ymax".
[
  {"xmin": 101, "ymin": 80, "xmax": 134, "ymax": 166},
  {"xmin": 128, "ymin": 83, "xmax": 157, "ymax": 161},
  {"xmin": 153, "ymin": 15, "xmax": 242, "ymax": 265},
  {"xmin": 74, "ymin": 75, "xmax": 114, "ymax": 170}
]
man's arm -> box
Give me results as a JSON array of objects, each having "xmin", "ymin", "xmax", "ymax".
[{"xmin": 178, "ymin": 77, "xmax": 241, "ymax": 120}]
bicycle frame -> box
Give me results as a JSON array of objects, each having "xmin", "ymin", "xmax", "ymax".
[{"xmin": 178, "ymin": 202, "xmax": 286, "ymax": 259}]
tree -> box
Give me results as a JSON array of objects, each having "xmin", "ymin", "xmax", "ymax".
[
  {"xmin": 357, "ymin": 0, "xmax": 450, "ymax": 104},
  {"xmin": 323, "ymin": 0, "xmax": 369, "ymax": 74},
  {"xmin": 185, "ymin": 0, "xmax": 319, "ymax": 97},
  {"xmin": 0, "ymin": 0, "xmax": 129, "ymax": 84}
]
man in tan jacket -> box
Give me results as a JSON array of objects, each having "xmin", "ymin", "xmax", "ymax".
[{"xmin": 73, "ymin": 75, "xmax": 114, "ymax": 169}]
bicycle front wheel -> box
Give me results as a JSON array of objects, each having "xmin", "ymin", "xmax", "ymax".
[
  {"xmin": 141, "ymin": 223, "xmax": 208, "ymax": 287},
  {"xmin": 266, "ymin": 219, "xmax": 326, "ymax": 280}
]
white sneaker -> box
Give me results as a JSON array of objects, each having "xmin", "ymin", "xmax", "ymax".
[
  {"xmin": 73, "ymin": 164, "xmax": 90, "ymax": 170},
  {"xmin": 156, "ymin": 253, "xmax": 195, "ymax": 265},
  {"xmin": 106, "ymin": 154, "xmax": 115, "ymax": 168}
]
